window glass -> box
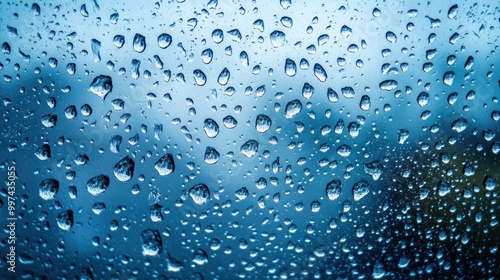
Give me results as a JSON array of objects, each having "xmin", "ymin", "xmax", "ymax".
[{"xmin": 0, "ymin": 1, "xmax": 499, "ymax": 279}]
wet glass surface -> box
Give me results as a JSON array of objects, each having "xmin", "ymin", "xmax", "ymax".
[{"xmin": 0, "ymin": 1, "xmax": 499, "ymax": 279}]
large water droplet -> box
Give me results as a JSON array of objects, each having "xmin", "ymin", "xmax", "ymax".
[
  {"xmin": 379, "ymin": 80, "xmax": 398, "ymax": 91},
  {"xmin": 326, "ymin": 179, "xmax": 342, "ymax": 201},
  {"xmin": 193, "ymin": 69, "xmax": 207, "ymax": 86},
  {"xmin": 204, "ymin": 146, "xmax": 220, "ymax": 164},
  {"xmin": 352, "ymin": 179, "xmax": 370, "ymax": 201},
  {"xmin": 240, "ymin": 140, "xmax": 259, "ymax": 158},
  {"xmin": 364, "ymin": 160, "xmax": 383, "ymax": 180},
  {"xmin": 189, "ymin": 183, "xmax": 210, "ymax": 205},
  {"xmin": 158, "ymin": 33, "xmax": 172, "ymax": 49},
  {"xmin": 155, "ymin": 153, "xmax": 175, "ymax": 176},
  {"xmin": 56, "ymin": 210, "xmax": 74, "ymax": 231},
  {"xmin": 448, "ymin": 4, "xmax": 458, "ymax": 19},
  {"xmin": 385, "ymin": 31, "xmax": 397, "ymax": 43},
  {"xmin": 313, "ymin": 63, "xmax": 327, "ymax": 82},
  {"xmin": 270, "ymin": 30, "xmax": 286, "ymax": 47},
  {"xmin": 451, "ymin": 118, "xmax": 467, "ymax": 133},
  {"xmin": 89, "ymin": 75, "xmax": 113, "ymax": 99},
  {"xmin": 203, "ymin": 118, "xmax": 219, "ymax": 138},
  {"xmin": 212, "ymin": 29, "xmax": 224, "ymax": 43},
  {"xmin": 443, "ymin": 71, "xmax": 455, "ymax": 86},
  {"xmin": 285, "ymin": 58, "xmax": 296, "ymax": 77},
  {"xmin": 217, "ymin": 67, "xmax": 230, "ymax": 86},
  {"xmin": 133, "ymin": 33, "xmax": 146, "ymax": 53},
  {"xmin": 39, "ymin": 178, "xmax": 59, "ymax": 200},
  {"xmin": 35, "ymin": 144, "xmax": 51, "ymax": 160},
  {"xmin": 86, "ymin": 175, "xmax": 110, "ymax": 196},
  {"xmin": 141, "ymin": 229, "xmax": 162, "ymax": 256},
  {"xmin": 285, "ymin": 99, "xmax": 302, "ymax": 118},
  {"xmin": 113, "ymin": 156, "xmax": 135, "ymax": 182},
  {"xmin": 255, "ymin": 114, "xmax": 272, "ymax": 133}
]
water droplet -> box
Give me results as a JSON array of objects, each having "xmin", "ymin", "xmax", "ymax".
[
  {"xmin": 240, "ymin": 140, "xmax": 259, "ymax": 158},
  {"xmin": 451, "ymin": 118, "xmax": 467, "ymax": 133},
  {"xmin": 280, "ymin": 0, "xmax": 291, "ymax": 9},
  {"xmin": 317, "ymin": 34, "xmax": 329, "ymax": 46},
  {"xmin": 189, "ymin": 183, "xmax": 210, "ymax": 205},
  {"xmin": 255, "ymin": 177, "xmax": 267, "ymax": 189},
  {"xmin": 222, "ymin": 115, "xmax": 237, "ymax": 129},
  {"xmin": 311, "ymin": 200, "xmax": 321, "ymax": 212},
  {"xmin": 227, "ymin": 29, "xmax": 242, "ymax": 42},
  {"xmin": 235, "ymin": 187, "xmax": 249, "ymax": 201},
  {"xmin": 337, "ymin": 144, "xmax": 351, "ymax": 157},
  {"xmin": 150, "ymin": 203, "xmax": 163, "ymax": 222},
  {"xmin": 201, "ymin": 48, "xmax": 213, "ymax": 64},
  {"xmin": 212, "ymin": 29, "xmax": 224, "ymax": 43},
  {"xmin": 360, "ymin": 95, "xmax": 370, "ymax": 111},
  {"xmin": 417, "ymin": 92, "xmax": 430, "ymax": 107},
  {"xmin": 89, "ymin": 75, "xmax": 113, "ymax": 99},
  {"xmin": 203, "ymin": 118, "xmax": 219, "ymax": 138},
  {"xmin": 353, "ymin": 179, "xmax": 370, "ymax": 201},
  {"xmin": 35, "ymin": 144, "xmax": 51, "ymax": 160},
  {"xmin": 39, "ymin": 178, "xmax": 59, "ymax": 200},
  {"xmin": 155, "ymin": 153, "xmax": 175, "ymax": 176},
  {"xmin": 281, "ymin": 16, "xmax": 293, "ymax": 28},
  {"xmin": 379, "ymin": 80, "xmax": 398, "ymax": 91},
  {"xmin": 133, "ymin": 33, "xmax": 146, "ymax": 53},
  {"xmin": 31, "ymin": 3, "xmax": 41, "ymax": 15},
  {"xmin": 56, "ymin": 210, "xmax": 74, "ymax": 231},
  {"xmin": 340, "ymin": 25, "xmax": 352, "ymax": 38},
  {"xmin": 253, "ymin": 19, "xmax": 265, "ymax": 32},
  {"xmin": 255, "ymin": 114, "xmax": 272, "ymax": 133},
  {"xmin": 141, "ymin": 229, "xmax": 162, "ymax": 256},
  {"xmin": 193, "ymin": 249, "xmax": 209, "ymax": 265},
  {"xmin": 86, "ymin": 175, "xmax": 110, "ymax": 196},
  {"xmin": 204, "ymin": 146, "xmax": 220, "ymax": 164},
  {"xmin": 447, "ymin": 92, "xmax": 458, "ymax": 105},
  {"xmin": 437, "ymin": 180, "xmax": 451, "ymax": 196},
  {"xmin": 113, "ymin": 35, "xmax": 125, "ymax": 48},
  {"xmin": 158, "ymin": 33, "xmax": 172, "ymax": 49},
  {"xmin": 285, "ymin": 99, "xmax": 302, "ymax": 118},
  {"xmin": 463, "ymin": 162, "xmax": 475, "ymax": 176},
  {"xmin": 448, "ymin": 4, "xmax": 458, "ymax": 19},
  {"xmin": 348, "ymin": 122, "xmax": 361, "ymax": 138},
  {"xmin": 113, "ymin": 156, "xmax": 135, "ymax": 182},
  {"xmin": 285, "ymin": 58, "xmax": 296, "ymax": 77},
  {"xmin": 443, "ymin": 71, "xmax": 455, "ymax": 86},
  {"xmin": 334, "ymin": 119, "xmax": 345, "ymax": 134},
  {"xmin": 90, "ymin": 39, "xmax": 101, "ymax": 62},
  {"xmin": 217, "ymin": 68, "xmax": 230, "ymax": 86},
  {"xmin": 483, "ymin": 129, "xmax": 496, "ymax": 141},
  {"xmin": 397, "ymin": 129, "xmax": 409, "ymax": 144},
  {"xmin": 364, "ymin": 160, "xmax": 383, "ymax": 180},
  {"xmin": 313, "ymin": 63, "xmax": 327, "ymax": 82},
  {"xmin": 341, "ymin": 86, "xmax": 355, "ymax": 98},
  {"xmin": 327, "ymin": 88, "xmax": 339, "ymax": 103},
  {"xmin": 484, "ymin": 175, "xmax": 496, "ymax": 191},
  {"xmin": 41, "ymin": 114, "xmax": 57, "ymax": 128},
  {"xmin": 492, "ymin": 110, "xmax": 500, "ymax": 121},
  {"xmin": 240, "ymin": 51, "xmax": 249, "ymax": 67},
  {"xmin": 302, "ymin": 83, "xmax": 314, "ymax": 99},
  {"xmin": 464, "ymin": 56, "xmax": 474, "ymax": 70},
  {"xmin": 109, "ymin": 135, "xmax": 122, "ymax": 153},
  {"xmin": 193, "ymin": 69, "xmax": 207, "ymax": 86},
  {"xmin": 326, "ymin": 179, "xmax": 342, "ymax": 201},
  {"xmin": 92, "ymin": 202, "xmax": 106, "ymax": 215},
  {"xmin": 270, "ymin": 30, "xmax": 286, "ymax": 47},
  {"xmin": 385, "ymin": 31, "xmax": 397, "ymax": 43}
]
